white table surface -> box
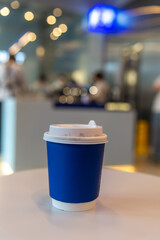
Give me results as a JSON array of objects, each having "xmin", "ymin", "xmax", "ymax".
[{"xmin": 0, "ymin": 168, "xmax": 160, "ymax": 240}]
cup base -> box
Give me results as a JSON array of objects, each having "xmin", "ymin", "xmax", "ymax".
[{"xmin": 51, "ymin": 198, "xmax": 96, "ymax": 212}]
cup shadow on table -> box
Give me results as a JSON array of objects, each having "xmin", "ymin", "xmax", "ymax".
[
  {"xmin": 32, "ymin": 190, "xmax": 114, "ymax": 214},
  {"xmin": 32, "ymin": 190, "xmax": 118, "ymax": 229},
  {"xmin": 32, "ymin": 189, "xmax": 160, "ymax": 219}
]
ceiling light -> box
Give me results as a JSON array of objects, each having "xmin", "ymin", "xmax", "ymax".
[
  {"xmin": 27, "ymin": 32, "xmax": 37, "ymax": 42},
  {"xmin": 59, "ymin": 24, "xmax": 68, "ymax": 33},
  {"xmin": 50, "ymin": 32, "xmax": 58, "ymax": 40},
  {"xmin": 0, "ymin": 7, "xmax": 10, "ymax": 16},
  {"xmin": 53, "ymin": 8, "xmax": 62, "ymax": 17},
  {"xmin": 18, "ymin": 33, "xmax": 30, "ymax": 47},
  {"xmin": 24, "ymin": 11, "xmax": 34, "ymax": 21},
  {"xmin": 52, "ymin": 27, "xmax": 62, "ymax": 37},
  {"xmin": 10, "ymin": 1, "xmax": 20, "ymax": 9},
  {"xmin": 88, "ymin": 4, "xmax": 117, "ymax": 33},
  {"xmin": 46, "ymin": 15, "xmax": 56, "ymax": 25},
  {"xmin": 9, "ymin": 43, "xmax": 21, "ymax": 55}
]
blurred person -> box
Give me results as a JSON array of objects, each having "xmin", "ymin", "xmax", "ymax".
[
  {"xmin": 89, "ymin": 72, "xmax": 110, "ymax": 105},
  {"xmin": 5, "ymin": 54, "xmax": 26, "ymax": 97},
  {"xmin": 151, "ymin": 76, "xmax": 160, "ymax": 161},
  {"xmin": 32, "ymin": 74, "xmax": 51, "ymax": 98}
]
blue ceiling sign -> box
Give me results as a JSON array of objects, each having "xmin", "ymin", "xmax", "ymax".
[{"xmin": 87, "ymin": 4, "xmax": 117, "ymax": 33}]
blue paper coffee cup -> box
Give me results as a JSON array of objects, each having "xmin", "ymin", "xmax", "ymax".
[{"xmin": 43, "ymin": 120, "xmax": 107, "ymax": 211}]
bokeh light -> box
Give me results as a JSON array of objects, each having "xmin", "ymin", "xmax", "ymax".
[
  {"xmin": 50, "ymin": 32, "xmax": 58, "ymax": 40},
  {"xmin": 71, "ymin": 70, "xmax": 87, "ymax": 86},
  {"xmin": 9, "ymin": 43, "xmax": 21, "ymax": 55},
  {"xmin": 106, "ymin": 103, "xmax": 131, "ymax": 111},
  {"xmin": 0, "ymin": 50, "xmax": 9, "ymax": 63},
  {"xmin": 88, "ymin": 9, "xmax": 100, "ymax": 27},
  {"xmin": 10, "ymin": 1, "xmax": 20, "ymax": 9},
  {"xmin": 101, "ymin": 8, "xmax": 116, "ymax": 26},
  {"xmin": 53, "ymin": 8, "xmax": 62, "ymax": 17},
  {"xmin": 24, "ymin": 11, "xmax": 34, "ymax": 21},
  {"xmin": 89, "ymin": 86, "xmax": 98, "ymax": 95},
  {"xmin": 59, "ymin": 95, "xmax": 67, "ymax": 104},
  {"xmin": 27, "ymin": 32, "xmax": 37, "ymax": 42},
  {"xmin": 16, "ymin": 52, "xmax": 26, "ymax": 65},
  {"xmin": 18, "ymin": 33, "xmax": 30, "ymax": 47},
  {"xmin": 36, "ymin": 46, "xmax": 45, "ymax": 57},
  {"xmin": 67, "ymin": 96, "xmax": 74, "ymax": 104},
  {"xmin": 59, "ymin": 24, "xmax": 68, "ymax": 33},
  {"xmin": 63, "ymin": 87, "xmax": 71, "ymax": 96},
  {"xmin": 52, "ymin": 27, "xmax": 62, "ymax": 37},
  {"xmin": 88, "ymin": 4, "xmax": 117, "ymax": 33},
  {"xmin": 46, "ymin": 15, "xmax": 56, "ymax": 25},
  {"xmin": 71, "ymin": 88, "xmax": 80, "ymax": 96},
  {"xmin": 132, "ymin": 43, "xmax": 143, "ymax": 52},
  {"xmin": 0, "ymin": 7, "xmax": 10, "ymax": 16}
]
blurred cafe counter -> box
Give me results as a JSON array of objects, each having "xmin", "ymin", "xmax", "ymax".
[{"xmin": 0, "ymin": 98, "xmax": 136, "ymax": 172}]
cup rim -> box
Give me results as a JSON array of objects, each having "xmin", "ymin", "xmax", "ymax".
[
  {"xmin": 50, "ymin": 124, "xmax": 102, "ymax": 129},
  {"xmin": 43, "ymin": 132, "xmax": 108, "ymax": 145}
]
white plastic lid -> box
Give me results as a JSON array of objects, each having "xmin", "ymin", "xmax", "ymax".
[{"xmin": 43, "ymin": 120, "xmax": 107, "ymax": 145}]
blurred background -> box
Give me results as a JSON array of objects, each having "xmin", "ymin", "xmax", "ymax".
[{"xmin": 0, "ymin": 0, "xmax": 160, "ymax": 176}]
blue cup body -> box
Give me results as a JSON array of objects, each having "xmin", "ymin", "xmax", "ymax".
[{"xmin": 46, "ymin": 142, "xmax": 105, "ymax": 203}]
